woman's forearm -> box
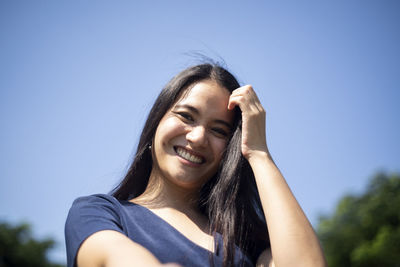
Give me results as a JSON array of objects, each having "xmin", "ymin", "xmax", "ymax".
[
  {"xmin": 77, "ymin": 230, "xmax": 166, "ymax": 267},
  {"xmin": 248, "ymin": 151, "xmax": 327, "ymax": 267}
]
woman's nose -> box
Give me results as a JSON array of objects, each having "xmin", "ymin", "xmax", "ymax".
[{"xmin": 186, "ymin": 126, "xmax": 208, "ymax": 147}]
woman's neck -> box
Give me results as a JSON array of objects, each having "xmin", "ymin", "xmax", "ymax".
[
  {"xmin": 131, "ymin": 169, "xmax": 201, "ymax": 214},
  {"xmin": 131, "ymin": 168, "xmax": 212, "ymax": 236}
]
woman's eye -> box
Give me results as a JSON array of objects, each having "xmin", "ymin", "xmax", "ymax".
[
  {"xmin": 211, "ymin": 128, "xmax": 228, "ymax": 137},
  {"xmin": 178, "ymin": 112, "xmax": 193, "ymax": 122}
]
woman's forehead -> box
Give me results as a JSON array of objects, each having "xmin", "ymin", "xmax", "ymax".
[
  {"xmin": 175, "ymin": 80, "xmax": 230, "ymax": 105},
  {"xmin": 171, "ymin": 81, "xmax": 233, "ymax": 123}
]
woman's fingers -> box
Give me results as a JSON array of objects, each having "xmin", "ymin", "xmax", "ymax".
[
  {"xmin": 228, "ymin": 85, "xmax": 268, "ymax": 158},
  {"xmin": 228, "ymin": 85, "xmax": 265, "ymax": 118},
  {"xmin": 228, "ymin": 85, "xmax": 264, "ymax": 112}
]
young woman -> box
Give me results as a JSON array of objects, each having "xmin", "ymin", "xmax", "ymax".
[{"xmin": 65, "ymin": 64, "xmax": 326, "ymax": 267}]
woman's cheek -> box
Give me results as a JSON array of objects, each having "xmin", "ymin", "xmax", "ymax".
[{"xmin": 213, "ymin": 139, "xmax": 229, "ymax": 159}]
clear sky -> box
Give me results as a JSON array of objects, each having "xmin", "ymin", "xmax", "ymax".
[{"xmin": 1, "ymin": 0, "xmax": 399, "ymax": 264}]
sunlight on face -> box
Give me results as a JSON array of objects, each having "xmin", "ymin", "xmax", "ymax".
[{"xmin": 152, "ymin": 80, "xmax": 234, "ymax": 190}]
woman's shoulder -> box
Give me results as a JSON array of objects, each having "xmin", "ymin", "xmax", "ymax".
[
  {"xmin": 71, "ymin": 193, "xmax": 120, "ymax": 206},
  {"xmin": 65, "ymin": 194, "xmax": 130, "ymax": 266},
  {"xmin": 67, "ymin": 194, "xmax": 148, "ymax": 224},
  {"xmin": 67, "ymin": 194, "xmax": 130, "ymax": 231}
]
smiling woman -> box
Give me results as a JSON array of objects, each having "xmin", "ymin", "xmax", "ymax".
[
  {"xmin": 65, "ymin": 63, "xmax": 327, "ymax": 267},
  {"xmin": 152, "ymin": 80, "xmax": 234, "ymax": 190}
]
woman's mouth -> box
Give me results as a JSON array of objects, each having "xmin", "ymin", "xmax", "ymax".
[{"xmin": 174, "ymin": 147, "xmax": 205, "ymax": 164}]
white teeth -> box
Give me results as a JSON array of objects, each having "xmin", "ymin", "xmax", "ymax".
[{"xmin": 176, "ymin": 147, "xmax": 203, "ymax": 164}]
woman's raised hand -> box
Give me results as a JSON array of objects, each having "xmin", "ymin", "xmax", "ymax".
[
  {"xmin": 229, "ymin": 85, "xmax": 327, "ymax": 267},
  {"xmin": 227, "ymin": 85, "xmax": 269, "ymax": 160}
]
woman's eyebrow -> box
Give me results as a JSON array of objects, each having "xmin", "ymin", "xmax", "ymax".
[
  {"xmin": 174, "ymin": 104, "xmax": 199, "ymax": 114},
  {"xmin": 174, "ymin": 104, "xmax": 232, "ymax": 129}
]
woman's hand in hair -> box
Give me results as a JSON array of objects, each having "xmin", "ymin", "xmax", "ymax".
[
  {"xmin": 230, "ymin": 87, "xmax": 328, "ymax": 266},
  {"xmin": 227, "ymin": 85, "xmax": 269, "ymax": 160}
]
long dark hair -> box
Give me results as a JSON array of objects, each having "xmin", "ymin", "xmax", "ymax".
[{"xmin": 111, "ymin": 63, "xmax": 269, "ymax": 266}]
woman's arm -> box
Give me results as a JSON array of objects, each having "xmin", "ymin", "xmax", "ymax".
[
  {"xmin": 77, "ymin": 230, "xmax": 180, "ymax": 267},
  {"xmin": 228, "ymin": 85, "xmax": 327, "ymax": 267}
]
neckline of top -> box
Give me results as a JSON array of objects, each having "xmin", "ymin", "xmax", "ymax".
[{"xmin": 121, "ymin": 200, "xmax": 220, "ymax": 255}]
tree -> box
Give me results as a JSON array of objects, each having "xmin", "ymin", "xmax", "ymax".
[
  {"xmin": 0, "ymin": 221, "xmax": 64, "ymax": 267},
  {"xmin": 317, "ymin": 172, "xmax": 400, "ymax": 267}
]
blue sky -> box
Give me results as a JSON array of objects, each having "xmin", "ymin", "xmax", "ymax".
[{"xmin": 1, "ymin": 0, "xmax": 399, "ymax": 263}]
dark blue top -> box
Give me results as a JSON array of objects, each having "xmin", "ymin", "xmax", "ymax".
[{"xmin": 65, "ymin": 194, "xmax": 255, "ymax": 267}]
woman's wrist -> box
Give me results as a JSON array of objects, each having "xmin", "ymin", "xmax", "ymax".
[{"xmin": 246, "ymin": 149, "xmax": 273, "ymax": 166}]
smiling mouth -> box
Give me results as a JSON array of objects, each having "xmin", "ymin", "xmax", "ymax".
[{"xmin": 174, "ymin": 147, "xmax": 205, "ymax": 164}]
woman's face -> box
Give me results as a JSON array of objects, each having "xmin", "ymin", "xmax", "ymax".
[{"xmin": 152, "ymin": 80, "xmax": 234, "ymax": 190}]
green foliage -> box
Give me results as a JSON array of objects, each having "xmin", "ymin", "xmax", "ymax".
[
  {"xmin": 317, "ymin": 172, "xmax": 400, "ymax": 267},
  {"xmin": 0, "ymin": 221, "xmax": 64, "ymax": 267}
]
